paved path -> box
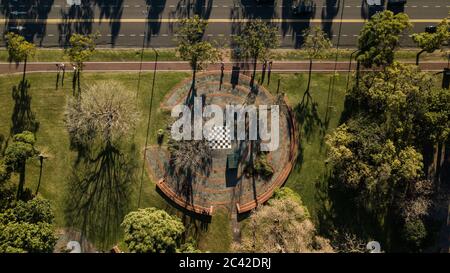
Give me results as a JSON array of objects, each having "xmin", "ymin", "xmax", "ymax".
[{"xmin": 0, "ymin": 61, "xmax": 448, "ymax": 75}]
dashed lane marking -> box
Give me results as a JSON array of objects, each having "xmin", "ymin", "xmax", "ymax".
[{"xmin": 0, "ymin": 18, "xmax": 443, "ymax": 24}]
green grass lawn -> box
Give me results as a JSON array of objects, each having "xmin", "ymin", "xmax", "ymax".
[
  {"xmin": 0, "ymin": 69, "xmax": 348, "ymax": 252},
  {"xmin": 0, "ymin": 71, "xmax": 187, "ymax": 249},
  {"xmin": 273, "ymin": 48, "xmax": 449, "ymax": 62},
  {"xmin": 0, "ymin": 48, "xmax": 179, "ymax": 62},
  {"xmin": 1, "ymin": 48, "xmax": 446, "ymax": 63},
  {"xmin": 258, "ymin": 72, "xmax": 347, "ymax": 223}
]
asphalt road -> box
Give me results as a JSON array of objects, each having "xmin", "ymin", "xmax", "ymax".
[{"xmin": 0, "ymin": 0, "xmax": 449, "ymax": 48}]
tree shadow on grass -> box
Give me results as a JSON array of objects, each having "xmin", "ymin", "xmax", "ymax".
[
  {"xmin": 295, "ymin": 91, "xmax": 324, "ymax": 142},
  {"xmin": 64, "ymin": 143, "xmax": 138, "ymax": 251},
  {"xmin": 293, "ymin": 91, "xmax": 325, "ymax": 170},
  {"xmin": 11, "ymin": 80, "xmax": 39, "ymax": 135},
  {"xmin": 158, "ymin": 188, "xmax": 212, "ymax": 245},
  {"xmin": 315, "ymin": 172, "xmax": 395, "ymax": 251}
]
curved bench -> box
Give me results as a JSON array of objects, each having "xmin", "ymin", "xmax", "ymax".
[
  {"xmin": 156, "ymin": 178, "xmax": 214, "ymax": 215},
  {"xmin": 236, "ymin": 100, "xmax": 298, "ymax": 213}
]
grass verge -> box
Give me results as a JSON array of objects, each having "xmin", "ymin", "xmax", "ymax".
[
  {"xmin": 1, "ymin": 48, "xmax": 447, "ymax": 63},
  {"xmin": 0, "ymin": 70, "xmax": 349, "ymax": 251}
]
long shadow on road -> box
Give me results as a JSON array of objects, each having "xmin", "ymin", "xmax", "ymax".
[
  {"xmin": 95, "ymin": 0, "xmax": 124, "ymax": 46},
  {"xmin": 58, "ymin": 0, "xmax": 94, "ymax": 46},
  {"xmin": 281, "ymin": 0, "xmax": 313, "ymax": 48},
  {"xmin": 1, "ymin": 0, "xmax": 54, "ymax": 46}
]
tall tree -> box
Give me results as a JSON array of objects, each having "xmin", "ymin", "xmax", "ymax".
[
  {"xmin": 234, "ymin": 19, "xmax": 279, "ymax": 88},
  {"xmin": 356, "ymin": 11, "xmax": 411, "ymax": 69},
  {"xmin": 121, "ymin": 208, "xmax": 185, "ymax": 253},
  {"xmin": 412, "ymin": 18, "xmax": 450, "ymax": 65},
  {"xmin": 5, "ymin": 32, "xmax": 36, "ymax": 83},
  {"xmin": 233, "ymin": 187, "xmax": 333, "ymax": 253},
  {"xmin": 176, "ymin": 15, "xmax": 221, "ymax": 103},
  {"xmin": 302, "ymin": 26, "xmax": 332, "ymax": 94},
  {"xmin": 0, "ymin": 197, "xmax": 57, "ymax": 253},
  {"xmin": 64, "ymin": 33, "xmax": 97, "ymax": 96},
  {"xmin": 326, "ymin": 62, "xmax": 449, "ymax": 251},
  {"xmin": 65, "ymin": 80, "xmax": 139, "ymax": 148},
  {"xmin": 4, "ymin": 131, "xmax": 38, "ymax": 200},
  {"xmin": 348, "ymin": 62, "xmax": 448, "ymax": 147}
]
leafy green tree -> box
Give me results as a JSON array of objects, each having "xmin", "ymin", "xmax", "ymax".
[
  {"xmin": 0, "ymin": 160, "xmax": 9, "ymax": 184},
  {"xmin": 326, "ymin": 120, "xmax": 424, "ymax": 202},
  {"xmin": 176, "ymin": 15, "xmax": 221, "ymax": 102},
  {"xmin": 357, "ymin": 11, "xmax": 411, "ymax": 69},
  {"xmin": 402, "ymin": 218, "xmax": 427, "ymax": 249},
  {"xmin": 64, "ymin": 33, "xmax": 97, "ymax": 95},
  {"xmin": 177, "ymin": 239, "xmax": 202, "ymax": 253},
  {"xmin": 233, "ymin": 188, "xmax": 333, "ymax": 253},
  {"xmin": 5, "ymin": 32, "xmax": 36, "ymax": 83},
  {"xmin": 301, "ymin": 26, "xmax": 332, "ymax": 94},
  {"xmin": 348, "ymin": 62, "xmax": 449, "ymax": 147},
  {"xmin": 325, "ymin": 115, "xmax": 433, "ymax": 222},
  {"xmin": 0, "ymin": 221, "xmax": 56, "ymax": 253},
  {"xmin": 234, "ymin": 19, "xmax": 279, "ymax": 87},
  {"xmin": 8, "ymin": 198, "xmax": 54, "ymax": 224},
  {"xmin": 421, "ymin": 88, "xmax": 450, "ymax": 144},
  {"xmin": 4, "ymin": 131, "xmax": 38, "ymax": 200},
  {"xmin": 412, "ymin": 18, "xmax": 450, "ymax": 65},
  {"xmin": 0, "ymin": 197, "xmax": 56, "ymax": 253},
  {"xmin": 272, "ymin": 187, "xmax": 303, "ymax": 205},
  {"xmin": 121, "ymin": 208, "xmax": 185, "ymax": 253}
]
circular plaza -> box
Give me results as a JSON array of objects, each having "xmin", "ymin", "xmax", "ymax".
[{"xmin": 146, "ymin": 72, "xmax": 297, "ymax": 215}]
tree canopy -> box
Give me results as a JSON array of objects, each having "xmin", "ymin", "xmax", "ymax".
[
  {"xmin": 121, "ymin": 208, "xmax": 185, "ymax": 253},
  {"xmin": 234, "ymin": 19, "xmax": 279, "ymax": 62},
  {"xmin": 4, "ymin": 131, "xmax": 37, "ymax": 172},
  {"xmin": 302, "ymin": 26, "xmax": 333, "ymax": 61},
  {"xmin": 301, "ymin": 26, "xmax": 332, "ymax": 93},
  {"xmin": 233, "ymin": 187, "xmax": 333, "ymax": 253},
  {"xmin": 65, "ymin": 81, "xmax": 139, "ymax": 147},
  {"xmin": 176, "ymin": 15, "xmax": 221, "ymax": 72},
  {"xmin": 5, "ymin": 32, "xmax": 36, "ymax": 64},
  {"xmin": 412, "ymin": 18, "xmax": 450, "ymax": 64},
  {"xmin": 326, "ymin": 60, "xmax": 445, "ymax": 250},
  {"xmin": 0, "ymin": 197, "xmax": 56, "ymax": 253},
  {"xmin": 326, "ymin": 119, "xmax": 424, "ymax": 212},
  {"xmin": 347, "ymin": 62, "xmax": 450, "ymax": 146},
  {"xmin": 357, "ymin": 11, "xmax": 411, "ymax": 68},
  {"xmin": 234, "ymin": 19, "xmax": 278, "ymax": 86},
  {"xmin": 65, "ymin": 33, "xmax": 97, "ymax": 69}
]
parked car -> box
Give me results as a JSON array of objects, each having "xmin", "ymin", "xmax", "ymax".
[
  {"xmin": 291, "ymin": 0, "xmax": 315, "ymax": 16},
  {"xmin": 255, "ymin": 0, "xmax": 275, "ymax": 3},
  {"xmin": 387, "ymin": 0, "xmax": 407, "ymax": 14},
  {"xmin": 425, "ymin": 25, "xmax": 437, "ymax": 34},
  {"xmin": 366, "ymin": 0, "xmax": 384, "ymax": 19},
  {"xmin": 387, "ymin": 0, "xmax": 407, "ymax": 5}
]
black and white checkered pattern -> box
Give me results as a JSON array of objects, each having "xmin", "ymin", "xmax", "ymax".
[{"xmin": 207, "ymin": 126, "xmax": 232, "ymax": 150}]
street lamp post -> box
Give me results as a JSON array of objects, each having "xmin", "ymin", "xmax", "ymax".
[
  {"xmin": 328, "ymin": 0, "xmax": 346, "ymax": 93},
  {"xmin": 137, "ymin": 8, "xmax": 159, "ymax": 208},
  {"xmin": 346, "ymin": 49, "xmax": 359, "ymax": 91},
  {"xmin": 35, "ymin": 154, "xmax": 48, "ymax": 195}
]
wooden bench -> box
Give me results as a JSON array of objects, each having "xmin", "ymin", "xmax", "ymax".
[{"xmin": 156, "ymin": 178, "xmax": 213, "ymax": 215}]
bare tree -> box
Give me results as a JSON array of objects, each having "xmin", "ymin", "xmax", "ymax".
[
  {"xmin": 168, "ymin": 138, "xmax": 212, "ymax": 179},
  {"xmin": 65, "ymin": 81, "xmax": 139, "ymax": 147}
]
